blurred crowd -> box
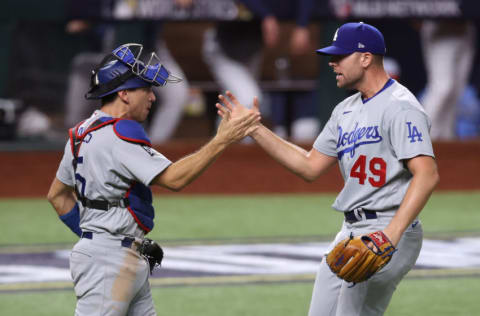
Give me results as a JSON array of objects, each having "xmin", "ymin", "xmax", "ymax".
[{"xmin": 1, "ymin": 0, "xmax": 480, "ymax": 144}]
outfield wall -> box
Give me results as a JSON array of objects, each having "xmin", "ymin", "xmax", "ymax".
[{"xmin": 0, "ymin": 141, "xmax": 479, "ymax": 197}]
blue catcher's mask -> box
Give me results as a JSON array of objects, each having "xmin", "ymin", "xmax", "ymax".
[{"xmin": 86, "ymin": 43, "xmax": 182, "ymax": 100}]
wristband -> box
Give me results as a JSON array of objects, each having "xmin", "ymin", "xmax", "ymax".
[{"xmin": 59, "ymin": 203, "xmax": 82, "ymax": 237}]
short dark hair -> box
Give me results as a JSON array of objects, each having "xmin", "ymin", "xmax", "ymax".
[
  {"xmin": 100, "ymin": 92, "xmax": 118, "ymax": 106},
  {"xmin": 373, "ymin": 54, "xmax": 384, "ymax": 66},
  {"xmin": 100, "ymin": 87, "xmax": 150, "ymax": 106}
]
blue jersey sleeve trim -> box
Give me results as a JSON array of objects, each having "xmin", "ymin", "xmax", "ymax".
[{"xmin": 113, "ymin": 119, "xmax": 152, "ymax": 147}]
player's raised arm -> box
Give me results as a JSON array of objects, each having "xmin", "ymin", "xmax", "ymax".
[
  {"xmin": 217, "ymin": 91, "xmax": 337, "ymax": 182},
  {"xmin": 151, "ymin": 102, "xmax": 260, "ymax": 191}
]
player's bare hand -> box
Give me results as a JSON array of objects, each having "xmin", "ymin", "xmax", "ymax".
[
  {"xmin": 216, "ymin": 110, "xmax": 260, "ymax": 144},
  {"xmin": 215, "ymin": 91, "xmax": 261, "ymax": 143},
  {"xmin": 216, "ymin": 91, "xmax": 260, "ymax": 119},
  {"xmin": 380, "ymin": 229, "xmax": 400, "ymax": 247}
]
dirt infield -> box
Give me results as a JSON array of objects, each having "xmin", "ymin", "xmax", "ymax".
[{"xmin": 1, "ymin": 141, "xmax": 479, "ymax": 197}]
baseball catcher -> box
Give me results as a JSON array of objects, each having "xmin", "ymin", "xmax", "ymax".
[{"xmin": 47, "ymin": 41, "xmax": 260, "ymax": 315}]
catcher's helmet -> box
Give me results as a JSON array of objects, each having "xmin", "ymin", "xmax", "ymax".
[{"xmin": 86, "ymin": 43, "xmax": 181, "ymax": 100}]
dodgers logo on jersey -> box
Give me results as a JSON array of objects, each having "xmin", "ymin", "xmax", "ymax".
[
  {"xmin": 406, "ymin": 122, "xmax": 423, "ymax": 143},
  {"xmin": 337, "ymin": 122, "xmax": 383, "ymax": 160}
]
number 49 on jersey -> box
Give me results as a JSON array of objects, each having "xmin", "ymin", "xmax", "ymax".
[{"xmin": 350, "ymin": 155, "xmax": 386, "ymax": 187}]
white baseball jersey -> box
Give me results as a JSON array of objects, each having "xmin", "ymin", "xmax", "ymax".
[
  {"xmin": 313, "ymin": 79, "xmax": 434, "ymax": 212},
  {"xmin": 56, "ymin": 110, "xmax": 172, "ymax": 238}
]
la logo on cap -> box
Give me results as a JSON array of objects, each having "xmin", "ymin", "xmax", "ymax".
[{"xmin": 333, "ymin": 29, "xmax": 339, "ymax": 41}]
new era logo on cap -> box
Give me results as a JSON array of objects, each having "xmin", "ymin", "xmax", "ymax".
[{"xmin": 317, "ymin": 22, "xmax": 386, "ymax": 56}]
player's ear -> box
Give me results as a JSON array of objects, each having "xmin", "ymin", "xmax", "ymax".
[
  {"xmin": 360, "ymin": 53, "xmax": 373, "ymax": 68},
  {"xmin": 118, "ymin": 90, "xmax": 129, "ymax": 103}
]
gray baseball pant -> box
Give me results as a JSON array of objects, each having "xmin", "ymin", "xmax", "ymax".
[
  {"xmin": 308, "ymin": 210, "xmax": 423, "ymax": 316},
  {"xmin": 70, "ymin": 232, "xmax": 156, "ymax": 316}
]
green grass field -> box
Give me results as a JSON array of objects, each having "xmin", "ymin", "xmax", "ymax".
[
  {"xmin": 0, "ymin": 191, "xmax": 479, "ymax": 315},
  {"xmin": 1, "ymin": 278, "xmax": 479, "ymax": 316}
]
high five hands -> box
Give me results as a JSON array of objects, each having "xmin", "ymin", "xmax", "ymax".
[{"xmin": 215, "ymin": 91, "xmax": 261, "ymax": 144}]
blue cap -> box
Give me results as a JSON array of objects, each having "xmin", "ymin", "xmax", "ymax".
[{"xmin": 316, "ymin": 22, "xmax": 386, "ymax": 56}]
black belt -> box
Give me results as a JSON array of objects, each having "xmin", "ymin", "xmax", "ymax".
[
  {"xmin": 78, "ymin": 197, "xmax": 129, "ymax": 211},
  {"xmin": 344, "ymin": 209, "xmax": 377, "ymax": 224},
  {"xmin": 81, "ymin": 231, "xmax": 135, "ymax": 248}
]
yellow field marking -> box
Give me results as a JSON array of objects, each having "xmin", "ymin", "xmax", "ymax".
[
  {"xmin": 150, "ymin": 273, "xmax": 316, "ymax": 287},
  {"xmin": 406, "ymin": 268, "xmax": 480, "ymax": 279},
  {"xmin": 0, "ymin": 281, "xmax": 73, "ymax": 291}
]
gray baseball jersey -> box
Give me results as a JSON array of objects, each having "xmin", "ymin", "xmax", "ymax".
[
  {"xmin": 313, "ymin": 79, "xmax": 434, "ymax": 212},
  {"xmin": 308, "ymin": 79, "xmax": 432, "ymax": 316},
  {"xmin": 56, "ymin": 109, "xmax": 171, "ymax": 315},
  {"xmin": 56, "ymin": 110, "xmax": 172, "ymax": 238}
]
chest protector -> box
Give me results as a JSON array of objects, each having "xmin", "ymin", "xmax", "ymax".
[{"xmin": 69, "ymin": 117, "xmax": 155, "ymax": 233}]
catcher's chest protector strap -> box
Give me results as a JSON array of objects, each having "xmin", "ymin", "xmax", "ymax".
[
  {"xmin": 111, "ymin": 120, "xmax": 154, "ymax": 233},
  {"xmin": 69, "ymin": 118, "xmax": 152, "ymax": 157},
  {"xmin": 69, "ymin": 117, "xmax": 118, "ymax": 198},
  {"xmin": 68, "ymin": 117, "xmax": 155, "ymax": 234},
  {"xmin": 69, "ymin": 117, "xmax": 119, "ymax": 163}
]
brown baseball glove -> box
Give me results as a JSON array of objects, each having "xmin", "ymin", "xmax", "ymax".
[{"xmin": 326, "ymin": 231, "xmax": 396, "ymax": 283}]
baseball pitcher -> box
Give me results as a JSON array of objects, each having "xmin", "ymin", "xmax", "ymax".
[{"xmin": 217, "ymin": 22, "xmax": 439, "ymax": 316}]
